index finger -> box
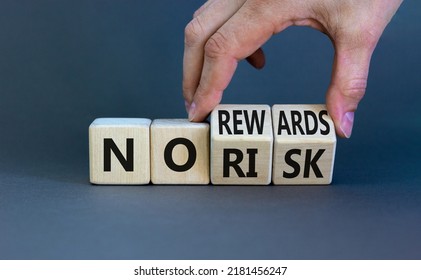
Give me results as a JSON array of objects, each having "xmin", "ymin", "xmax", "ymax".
[
  {"xmin": 188, "ymin": 0, "xmax": 293, "ymax": 121},
  {"xmin": 183, "ymin": 0, "xmax": 247, "ymax": 111}
]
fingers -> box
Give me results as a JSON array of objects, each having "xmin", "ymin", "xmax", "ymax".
[
  {"xmin": 189, "ymin": 0, "xmax": 294, "ymax": 121},
  {"xmin": 183, "ymin": 0, "xmax": 247, "ymax": 110},
  {"xmin": 320, "ymin": 0, "xmax": 404, "ymax": 138},
  {"xmin": 193, "ymin": 0, "xmax": 216, "ymax": 18},
  {"xmin": 326, "ymin": 43, "xmax": 376, "ymax": 138}
]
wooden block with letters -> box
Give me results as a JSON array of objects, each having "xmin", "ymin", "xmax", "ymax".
[
  {"xmin": 272, "ymin": 104, "xmax": 336, "ymax": 185},
  {"xmin": 210, "ymin": 104, "xmax": 273, "ymax": 185},
  {"xmin": 89, "ymin": 118, "xmax": 151, "ymax": 185},
  {"xmin": 150, "ymin": 119, "xmax": 209, "ymax": 184}
]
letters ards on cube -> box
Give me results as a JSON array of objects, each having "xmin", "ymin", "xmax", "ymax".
[{"xmin": 272, "ymin": 105, "xmax": 336, "ymax": 185}]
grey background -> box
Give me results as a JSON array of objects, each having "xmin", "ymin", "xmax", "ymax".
[{"xmin": 0, "ymin": 1, "xmax": 420, "ymax": 259}]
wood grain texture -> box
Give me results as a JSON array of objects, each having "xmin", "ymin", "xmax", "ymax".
[
  {"xmin": 89, "ymin": 118, "xmax": 151, "ymax": 185},
  {"xmin": 150, "ymin": 119, "xmax": 209, "ymax": 184},
  {"xmin": 272, "ymin": 104, "xmax": 336, "ymax": 185},
  {"xmin": 210, "ymin": 104, "xmax": 273, "ymax": 185}
]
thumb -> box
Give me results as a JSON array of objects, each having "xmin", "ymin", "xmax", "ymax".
[{"xmin": 326, "ymin": 42, "xmax": 376, "ymax": 138}]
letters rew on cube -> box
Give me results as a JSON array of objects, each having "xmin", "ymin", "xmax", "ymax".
[
  {"xmin": 272, "ymin": 105, "xmax": 336, "ymax": 185},
  {"xmin": 210, "ymin": 105, "xmax": 273, "ymax": 185}
]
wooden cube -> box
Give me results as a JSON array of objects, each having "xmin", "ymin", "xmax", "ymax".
[
  {"xmin": 210, "ymin": 104, "xmax": 273, "ymax": 185},
  {"xmin": 89, "ymin": 118, "xmax": 151, "ymax": 185},
  {"xmin": 150, "ymin": 119, "xmax": 209, "ymax": 184},
  {"xmin": 272, "ymin": 104, "xmax": 336, "ymax": 185}
]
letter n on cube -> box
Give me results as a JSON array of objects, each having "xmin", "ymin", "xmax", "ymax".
[{"xmin": 89, "ymin": 118, "xmax": 151, "ymax": 185}]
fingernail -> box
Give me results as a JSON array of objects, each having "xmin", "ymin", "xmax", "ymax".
[
  {"xmin": 340, "ymin": 112, "xmax": 354, "ymax": 138},
  {"xmin": 188, "ymin": 102, "xmax": 196, "ymax": 121},
  {"xmin": 184, "ymin": 100, "xmax": 190, "ymax": 114}
]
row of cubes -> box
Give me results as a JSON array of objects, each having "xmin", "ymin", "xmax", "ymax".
[{"xmin": 89, "ymin": 104, "xmax": 336, "ymax": 185}]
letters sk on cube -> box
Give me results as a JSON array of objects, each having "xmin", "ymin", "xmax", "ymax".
[
  {"xmin": 150, "ymin": 119, "xmax": 209, "ymax": 184},
  {"xmin": 272, "ymin": 105, "xmax": 336, "ymax": 185},
  {"xmin": 89, "ymin": 118, "xmax": 151, "ymax": 185},
  {"xmin": 210, "ymin": 105, "xmax": 273, "ymax": 185}
]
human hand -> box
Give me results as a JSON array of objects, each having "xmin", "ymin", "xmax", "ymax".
[{"xmin": 183, "ymin": 0, "xmax": 403, "ymax": 137}]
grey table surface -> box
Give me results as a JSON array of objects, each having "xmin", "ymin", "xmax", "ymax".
[{"xmin": 1, "ymin": 1, "xmax": 420, "ymax": 259}]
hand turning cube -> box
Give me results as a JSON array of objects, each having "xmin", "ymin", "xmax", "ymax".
[{"xmin": 89, "ymin": 104, "xmax": 337, "ymax": 185}]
